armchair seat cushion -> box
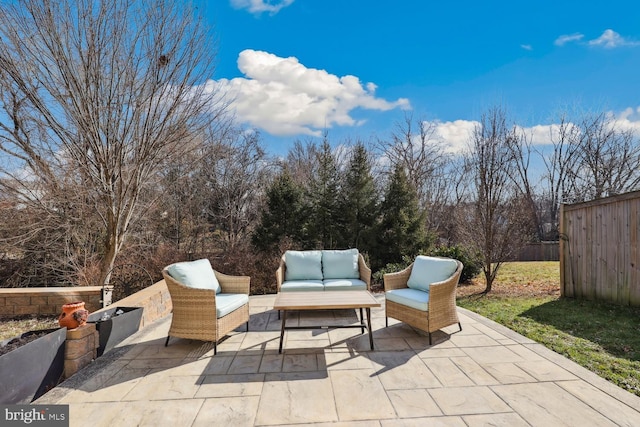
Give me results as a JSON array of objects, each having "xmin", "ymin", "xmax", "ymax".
[
  {"xmin": 385, "ymin": 288, "xmax": 430, "ymax": 311},
  {"xmin": 323, "ymin": 278, "xmax": 367, "ymax": 291},
  {"xmin": 167, "ymin": 258, "xmax": 221, "ymax": 294},
  {"xmin": 407, "ymin": 256, "xmax": 458, "ymax": 293},
  {"xmin": 280, "ymin": 280, "xmax": 325, "ymax": 292},
  {"xmin": 215, "ymin": 293, "xmax": 250, "ymax": 318}
]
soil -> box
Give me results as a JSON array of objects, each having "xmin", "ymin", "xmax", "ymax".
[
  {"xmin": 0, "ymin": 330, "xmax": 53, "ymax": 357},
  {"xmin": 456, "ymin": 277, "xmax": 561, "ymax": 298}
]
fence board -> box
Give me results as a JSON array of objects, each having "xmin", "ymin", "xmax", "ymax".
[
  {"xmin": 560, "ymin": 191, "xmax": 640, "ymax": 307},
  {"xmin": 512, "ymin": 242, "xmax": 559, "ymax": 261}
]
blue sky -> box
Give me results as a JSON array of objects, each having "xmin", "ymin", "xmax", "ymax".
[{"xmin": 197, "ymin": 0, "xmax": 640, "ymax": 154}]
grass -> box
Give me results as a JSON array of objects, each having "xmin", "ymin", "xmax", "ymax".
[
  {"xmin": 457, "ymin": 262, "xmax": 640, "ymax": 397},
  {"xmin": 0, "ymin": 315, "xmax": 59, "ymax": 341}
]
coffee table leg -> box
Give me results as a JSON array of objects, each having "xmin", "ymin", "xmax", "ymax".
[
  {"xmin": 359, "ymin": 308, "xmax": 365, "ymax": 334},
  {"xmin": 366, "ymin": 308, "xmax": 374, "ymax": 350},
  {"xmin": 279, "ymin": 310, "xmax": 287, "ymax": 353}
]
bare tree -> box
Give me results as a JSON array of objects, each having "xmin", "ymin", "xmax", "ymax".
[
  {"xmin": 570, "ymin": 112, "xmax": 640, "ymax": 201},
  {"xmin": 200, "ymin": 126, "xmax": 271, "ymax": 251},
  {"xmin": 506, "ymin": 128, "xmax": 544, "ymax": 240},
  {"xmin": 0, "ymin": 0, "xmax": 223, "ymax": 286},
  {"xmin": 377, "ymin": 113, "xmax": 454, "ymax": 235},
  {"xmin": 459, "ymin": 107, "xmax": 531, "ymax": 293},
  {"xmin": 537, "ymin": 115, "xmax": 581, "ymax": 237},
  {"xmin": 284, "ymin": 139, "xmax": 320, "ymax": 188},
  {"xmin": 539, "ymin": 110, "xmax": 640, "ymax": 229}
]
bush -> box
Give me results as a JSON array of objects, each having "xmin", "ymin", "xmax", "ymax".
[
  {"xmin": 371, "ymin": 255, "xmax": 414, "ymax": 291},
  {"xmin": 372, "ymin": 246, "xmax": 482, "ymax": 290},
  {"xmin": 429, "ymin": 245, "xmax": 482, "ymax": 283}
]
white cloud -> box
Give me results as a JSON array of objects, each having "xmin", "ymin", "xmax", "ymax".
[
  {"xmin": 520, "ymin": 44, "xmax": 533, "ymax": 51},
  {"xmin": 610, "ymin": 107, "xmax": 640, "ymax": 135},
  {"xmin": 230, "ymin": 0, "xmax": 295, "ymax": 15},
  {"xmin": 515, "ymin": 124, "xmax": 565, "ymax": 145},
  {"xmin": 554, "ymin": 33, "xmax": 584, "ymax": 46},
  {"xmin": 423, "ymin": 119, "xmax": 478, "ymax": 154},
  {"xmin": 556, "ymin": 29, "xmax": 639, "ymax": 49},
  {"xmin": 387, "ymin": 107, "xmax": 640, "ymax": 160},
  {"xmin": 589, "ymin": 29, "xmax": 640, "ymax": 48},
  {"xmin": 424, "ymin": 120, "xmax": 574, "ymax": 151},
  {"xmin": 517, "ymin": 108, "xmax": 640, "ymax": 145},
  {"xmin": 211, "ymin": 49, "xmax": 410, "ymax": 136}
]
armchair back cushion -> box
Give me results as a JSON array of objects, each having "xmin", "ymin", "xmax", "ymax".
[
  {"xmin": 322, "ymin": 249, "xmax": 359, "ymax": 279},
  {"xmin": 284, "ymin": 250, "xmax": 323, "ymax": 281},
  {"xmin": 167, "ymin": 258, "xmax": 221, "ymax": 294},
  {"xmin": 407, "ymin": 256, "xmax": 458, "ymax": 293}
]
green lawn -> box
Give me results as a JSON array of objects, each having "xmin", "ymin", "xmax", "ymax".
[{"xmin": 457, "ymin": 262, "xmax": 640, "ymax": 397}]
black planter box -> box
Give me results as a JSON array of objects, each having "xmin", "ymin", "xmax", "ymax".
[
  {"xmin": 88, "ymin": 306, "xmax": 143, "ymax": 357},
  {"xmin": 0, "ymin": 327, "xmax": 67, "ymax": 404}
]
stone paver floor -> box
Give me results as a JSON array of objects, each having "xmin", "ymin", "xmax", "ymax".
[{"xmin": 37, "ymin": 294, "xmax": 640, "ymax": 426}]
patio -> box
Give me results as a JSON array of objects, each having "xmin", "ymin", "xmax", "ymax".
[{"xmin": 36, "ymin": 294, "xmax": 640, "ymax": 426}]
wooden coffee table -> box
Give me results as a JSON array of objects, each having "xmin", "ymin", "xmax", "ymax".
[{"xmin": 273, "ymin": 291, "xmax": 381, "ymax": 353}]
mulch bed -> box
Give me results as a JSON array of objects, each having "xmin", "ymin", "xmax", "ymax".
[
  {"xmin": 0, "ymin": 330, "xmax": 53, "ymax": 357},
  {"xmin": 457, "ymin": 278, "xmax": 561, "ymax": 298}
]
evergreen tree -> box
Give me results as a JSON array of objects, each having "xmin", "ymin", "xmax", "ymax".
[
  {"xmin": 338, "ymin": 143, "xmax": 378, "ymax": 251},
  {"xmin": 373, "ymin": 164, "xmax": 427, "ymax": 270},
  {"xmin": 307, "ymin": 139, "xmax": 341, "ymax": 248},
  {"xmin": 252, "ymin": 171, "xmax": 307, "ymax": 251}
]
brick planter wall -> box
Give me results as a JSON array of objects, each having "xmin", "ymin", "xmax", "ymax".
[{"xmin": 64, "ymin": 324, "xmax": 99, "ymax": 378}]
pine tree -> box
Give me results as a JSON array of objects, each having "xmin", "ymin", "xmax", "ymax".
[
  {"xmin": 307, "ymin": 139, "xmax": 341, "ymax": 248},
  {"xmin": 252, "ymin": 171, "xmax": 307, "ymax": 251},
  {"xmin": 338, "ymin": 143, "xmax": 378, "ymax": 250},
  {"xmin": 373, "ymin": 164, "xmax": 427, "ymax": 269}
]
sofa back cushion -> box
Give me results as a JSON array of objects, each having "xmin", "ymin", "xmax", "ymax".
[
  {"xmin": 167, "ymin": 258, "xmax": 221, "ymax": 294},
  {"xmin": 322, "ymin": 249, "xmax": 360, "ymax": 279},
  {"xmin": 285, "ymin": 250, "xmax": 323, "ymax": 280},
  {"xmin": 407, "ymin": 256, "xmax": 458, "ymax": 293}
]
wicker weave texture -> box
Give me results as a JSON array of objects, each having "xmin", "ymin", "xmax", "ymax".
[
  {"xmin": 162, "ymin": 268, "xmax": 250, "ymax": 344},
  {"xmin": 383, "ymin": 259, "xmax": 463, "ymax": 334}
]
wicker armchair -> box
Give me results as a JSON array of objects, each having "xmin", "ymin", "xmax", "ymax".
[
  {"xmin": 384, "ymin": 257, "xmax": 463, "ymax": 345},
  {"xmin": 162, "ymin": 266, "xmax": 250, "ymax": 354}
]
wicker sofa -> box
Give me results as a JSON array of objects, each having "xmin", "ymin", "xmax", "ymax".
[
  {"xmin": 276, "ymin": 249, "xmax": 371, "ymax": 292},
  {"xmin": 162, "ymin": 259, "xmax": 250, "ymax": 354},
  {"xmin": 384, "ymin": 256, "xmax": 463, "ymax": 345}
]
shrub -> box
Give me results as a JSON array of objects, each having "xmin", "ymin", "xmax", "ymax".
[
  {"xmin": 429, "ymin": 245, "xmax": 482, "ymax": 283},
  {"xmin": 371, "ymin": 255, "xmax": 414, "ymax": 291}
]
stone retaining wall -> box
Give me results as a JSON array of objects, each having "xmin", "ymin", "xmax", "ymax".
[
  {"xmin": 0, "ymin": 286, "xmax": 105, "ymax": 317},
  {"xmin": 0, "ymin": 280, "xmax": 172, "ymax": 379},
  {"xmin": 88, "ymin": 280, "xmax": 171, "ymax": 328}
]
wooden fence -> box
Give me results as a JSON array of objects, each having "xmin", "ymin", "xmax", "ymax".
[
  {"xmin": 513, "ymin": 242, "xmax": 559, "ymax": 261},
  {"xmin": 559, "ymin": 191, "xmax": 640, "ymax": 306}
]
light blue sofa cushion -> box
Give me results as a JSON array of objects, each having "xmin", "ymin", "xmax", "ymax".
[
  {"xmin": 407, "ymin": 256, "xmax": 458, "ymax": 293},
  {"xmin": 215, "ymin": 293, "xmax": 249, "ymax": 318},
  {"xmin": 322, "ymin": 249, "xmax": 360, "ymax": 279},
  {"xmin": 323, "ymin": 278, "xmax": 367, "ymax": 291},
  {"xmin": 386, "ymin": 288, "xmax": 430, "ymax": 311},
  {"xmin": 285, "ymin": 250, "xmax": 323, "ymax": 280},
  {"xmin": 167, "ymin": 258, "xmax": 221, "ymax": 294},
  {"xmin": 280, "ymin": 280, "xmax": 325, "ymax": 292}
]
